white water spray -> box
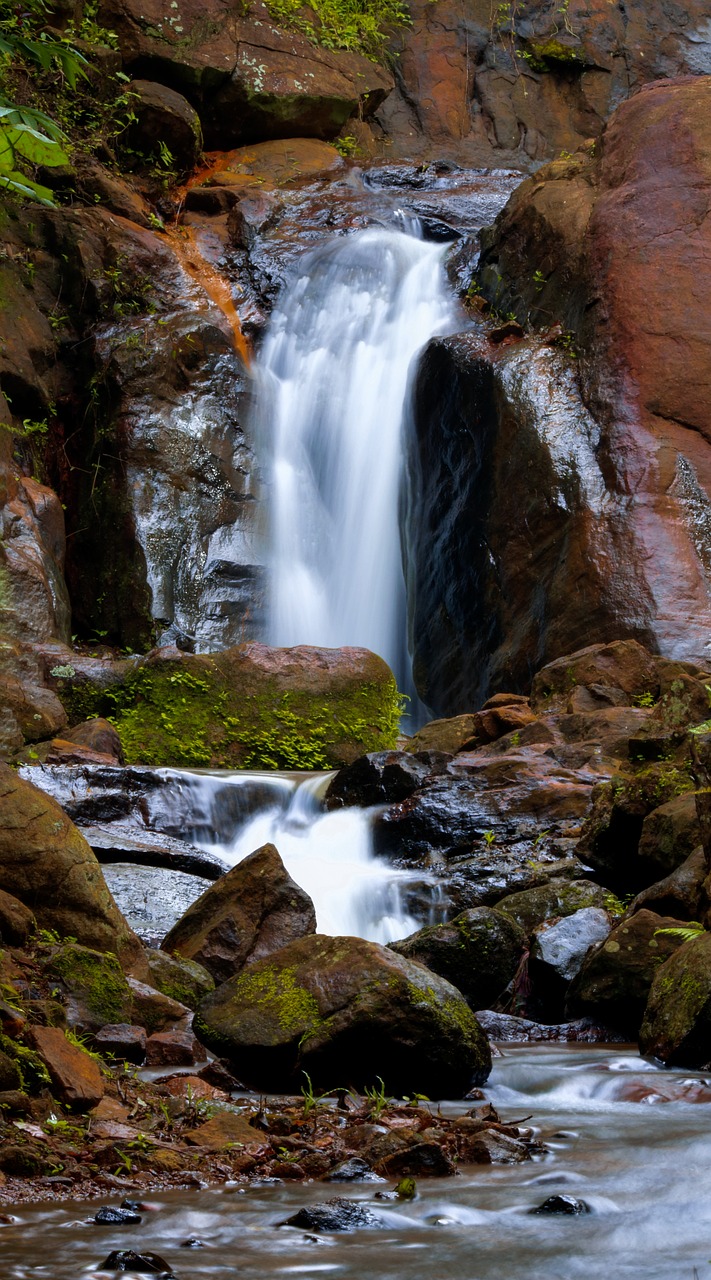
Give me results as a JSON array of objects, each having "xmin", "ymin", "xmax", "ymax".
[{"xmin": 253, "ymin": 226, "xmax": 457, "ymax": 692}]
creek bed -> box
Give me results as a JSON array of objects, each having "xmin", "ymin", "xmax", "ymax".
[{"xmin": 2, "ymin": 1046, "xmax": 711, "ymax": 1278}]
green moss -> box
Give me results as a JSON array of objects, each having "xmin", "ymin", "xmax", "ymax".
[
  {"xmin": 527, "ymin": 37, "xmax": 584, "ymax": 66},
  {"xmin": 227, "ymin": 965, "xmax": 320, "ymax": 1037},
  {"xmin": 53, "ymin": 656, "xmax": 404, "ymax": 770},
  {"xmin": 263, "ymin": 0, "xmax": 410, "ymax": 59},
  {"xmin": 47, "ymin": 944, "xmax": 131, "ymax": 1025},
  {"xmin": 0, "ymin": 1034, "xmax": 50, "ymax": 1090}
]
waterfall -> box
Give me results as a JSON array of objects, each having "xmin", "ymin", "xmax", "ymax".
[{"xmin": 253, "ymin": 226, "xmax": 458, "ymax": 696}]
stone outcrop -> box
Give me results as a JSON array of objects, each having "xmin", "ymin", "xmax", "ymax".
[
  {"xmin": 162, "ymin": 843, "xmax": 317, "ymax": 984},
  {"xmin": 0, "ymin": 763, "xmax": 143, "ymax": 969},
  {"xmin": 194, "ymin": 933, "xmax": 492, "ymax": 1095},
  {"xmin": 98, "ymin": 0, "xmax": 392, "ymax": 148}
]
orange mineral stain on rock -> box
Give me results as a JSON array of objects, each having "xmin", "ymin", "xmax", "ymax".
[{"xmin": 169, "ymin": 226, "xmax": 250, "ymax": 367}]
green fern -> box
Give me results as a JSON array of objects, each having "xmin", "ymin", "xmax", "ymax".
[{"xmin": 654, "ymin": 923, "xmax": 705, "ymax": 943}]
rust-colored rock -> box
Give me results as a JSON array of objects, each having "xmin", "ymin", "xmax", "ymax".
[
  {"xmin": 145, "ymin": 1029, "xmax": 205, "ymax": 1067},
  {"xmin": 0, "ymin": 890, "xmax": 35, "ymax": 946},
  {"xmin": 184, "ymin": 1109, "xmax": 266, "ymax": 1151},
  {"xmin": 27, "ymin": 1025, "xmax": 104, "ymax": 1111},
  {"xmin": 63, "ymin": 718, "xmax": 124, "ymax": 763}
]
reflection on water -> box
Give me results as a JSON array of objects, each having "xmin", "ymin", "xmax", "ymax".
[{"xmin": 4, "ymin": 1046, "xmax": 711, "ymax": 1279}]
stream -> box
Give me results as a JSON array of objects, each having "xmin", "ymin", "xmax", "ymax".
[{"xmin": 3, "ymin": 1045, "xmax": 711, "ymax": 1278}]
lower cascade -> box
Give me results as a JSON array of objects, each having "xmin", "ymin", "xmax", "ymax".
[{"xmin": 253, "ymin": 226, "xmax": 457, "ymax": 696}]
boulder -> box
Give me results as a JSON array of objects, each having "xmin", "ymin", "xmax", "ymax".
[
  {"xmin": 50, "ymin": 643, "xmax": 402, "ymax": 769},
  {"xmin": 98, "ymin": 0, "xmax": 392, "ymax": 147},
  {"xmin": 145, "ymin": 1029, "xmax": 205, "ymax": 1066},
  {"xmin": 529, "ymin": 906, "xmax": 611, "ymax": 1019},
  {"xmin": 146, "ymin": 949, "xmax": 214, "ymax": 1010},
  {"xmin": 326, "ymin": 750, "xmax": 447, "ymax": 809},
  {"xmin": 389, "ymin": 907, "xmax": 526, "ymax": 1010},
  {"xmin": 495, "ymin": 879, "xmax": 610, "ymax": 937},
  {"xmin": 62, "ymin": 718, "xmax": 124, "ymax": 763},
  {"xmin": 194, "ymin": 934, "xmax": 492, "ymax": 1096},
  {"xmin": 0, "ymin": 763, "xmax": 143, "ymax": 968},
  {"xmin": 282, "ymin": 1198, "xmax": 382, "ymax": 1233},
  {"xmin": 27, "ymin": 1025, "xmax": 104, "ymax": 1111},
  {"xmin": 530, "ymin": 642, "xmax": 661, "ymax": 715},
  {"xmin": 0, "ymin": 889, "xmax": 35, "ymax": 946},
  {"xmin": 161, "ymin": 843, "xmax": 316, "ymax": 985},
  {"xmin": 639, "ymin": 932, "xmax": 711, "ymax": 1067},
  {"xmin": 0, "ymin": 640, "xmax": 67, "ymax": 759},
  {"xmin": 627, "ymin": 846, "xmax": 709, "ymax": 923},
  {"xmin": 46, "ymin": 943, "xmax": 134, "ymax": 1032},
  {"xmin": 127, "ymin": 977, "xmax": 190, "ymax": 1034},
  {"xmin": 566, "ymin": 909, "xmax": 689, "ymax": 1035},
  {"xmin": 403, "ymin": 715, "xmax": 478, "ymax": 755},
  {"xmin": 125, "ymin": 80, "xmax": 203, "ymax": 170},
  {"xmin": 93, "ymin": 1023, "xmax": 147, "ymax": 1064},
  {"xmin": 636, "ymin": 794, "xmax": 703, "ymax": 881}
]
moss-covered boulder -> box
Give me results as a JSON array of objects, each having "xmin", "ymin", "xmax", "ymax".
[
  {"xmin": 495, "ymin": 879, "xmax": 611, "ymax": 938},
  {"xmin": 46, "ymin": 943, "xmax": 133, "ymax": 1032},
  {"xmin": 51, "ymin": 643, "xmax": 402, "ymax": 769},
  {"xmin": 566, "ymin": 909, "xmax": 689, "ymax": 1036},
  {"xmin": 639, "ymin": 932, "xmax": 711, "ymax": 1067},
  {"xmin": 389, "ymin": 908, "xmax": 526, "ymax": 1011},
  {"xmin": 0, "ymin": 763, "xmax": 143, "ymax": 970},
  {"xmin": 194, "ymin": 934, "xmax": 491, "ymax": 1097},
  {"xmin": 146, "ymin": 949, "xmax": 214, "ymax": 1011},
  {"xmin": 161, "ymin": 844, "xmax": 316, "ymax": 985}
]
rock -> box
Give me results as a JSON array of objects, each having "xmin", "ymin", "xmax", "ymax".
[
  {"xmin": 639, "ymin": 932, "xmax": 711, "ymax": 1068},
  {"xmin": 183, "ymin": 1109, "xmax": 265, "ymax": 1151},
  {"xmin": 93, "ymin": 1206, "xmax": 142, "ymax": 1225},
  {"xmin": 375, "ymin": 1142, "xmax": 455, "ymax": 1177},
  {"xmin": 145, "ymin": 1030, "xmax": 205, "ymax": 1066},
  {"xmin": 389, "ymin": 907, "xmax": 526, "ymax": 1009},
  {"xmin": 325, "ymin": 750, "xmax": 447, "ymax": 809},
  {"xmin": 530, "ymin": 1195, "xmax": 590, "ymax": 1215},
  {"xmin": 63, "ymin": 718, "xmax": 124, "ymax": 763},
  {"xmin": 529, "ymin": 907, "xmax": 612, "ymax": 1020},
  {"xmin": 326, "ymin": 1157, "xmax": 380, "ymax": 1182},
  {"xmin": 530, "ymin": 642, "xmax": 661, "ymax": 715},
  {"xmin": 575, "ymin": 767, "xmax": 698, "ymax": 893},
  {"xmin": 98, "ymin": 1252, "xmax": 174, "ymax": 1275},
  {"xmin": 566, "ymin": 909, "xmax": 690, "ymax": 1035},
  {"xmin": 127, "ymin": 978, "xmax": 191, "ymax": 1034},
  {"xmin": 281, "ymin": 1197, "xmax": 382, "ymax": 1233},
  {"xmin": 82, "ymin": 825, "xmax": 226, "ymax": 882},
  {"xmin": 0, "ymin": 889, "xmax": 35, "ymax": 945},
  {"xmin": 461, "ymin": 1130, "xmax": 530, "ymax": 1164},
  {"xmin": 126, "ymin": 80, "xmax": 202, "ymax": 171},
  {"xmin": 403, "ymin": 715, "xmax": 479, "ymax": 755},
  {"xmin": 194, "ymin": 934, "xmax": 491, "ymax": 1096},
  {"xmin": 496, "ymin": 880, "xmax": 610, "ymax": 938},
  {"xmin": 196, "ymin": 137, "xmax": 345, "ymax": 190},
  {"xmin": 99, "ymin": 0, "xmax": 392, "ymax": 147},
  {"xmin": 0, "ymin": 1050, "xmax": 22, "ymax": 1092},
  {"xmin": 471, "ymin": 704, "xmax": 537, "ymax": 744},
  {"xmin": 51, "ymin": 643, "xmax": 402, "ymax": 769},
  {"xmin": 161, "ymin": 843, "xmax": 316, "ymax": 985},
  {"xmin": 146, "ymin": 950, "xmax": 214, "ymax": 1010},
  {"xmin": 27, "ymin": 1026, "xmax": 104, "ymax": 1111},
  {"xmin": 93, "ymin": 1024, "xmax": 147, "ymax": 1064},
  {"xmin": 636, "ymin": 795, "xmax": 702, "ymax": 881},
  {"xmin": 44, "ymin": 737, "xmax": 121, "ymax": 767},
  {"xmin": 476, "ymin": 79, "xmax": 711, "ymax": 670},
  {"xmin": 46, "ymin": 943, "xmax": 134, "ymax": 1032},
  {"xmin": 627, "ymin": 846, "xmax": 709, "ymax": 923},
  {"xmin": 0, "ymin": 763, "xmax": 142, "ymax": 968},
  {"xmin": 474, "ymin": 1010, "xmax": 625, "ymax": 1043}
]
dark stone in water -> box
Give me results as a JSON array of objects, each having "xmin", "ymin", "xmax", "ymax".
[
  {"xmin": 281, "ymin": 1197, "xmax": 382, "ymax": 1232},
  {"xmin": 100, "ymin": 1251, "xmax": 175, "ymax": 1274},
  {"xmin": 180, "ymin": 1237, "xmax": 205, "ymax": 1247},
  {"xmin": 93, "ymin": 1205, "xmax": 142, "ymax": 1225},
  {"xmin": 530, "ymin": 1195, "xmax": 590, "ymax": 1216},
  {"xmin": 326, "ymin": 1157, "xmax": 382, "ymax": 1182}
]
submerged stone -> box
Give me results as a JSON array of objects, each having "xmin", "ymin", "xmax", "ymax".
[
  {"xmin": 281, "ymin": 1197, "xmax": 382, "ymax": 1232},
  {"xmin": 530, "ymin": 1194, "xmax": 590, "ymax": 1215}
]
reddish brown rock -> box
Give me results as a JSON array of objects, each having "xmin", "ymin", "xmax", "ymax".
[
  {"xmin": 145, "ymin": 1029, "xmax": 205, "ymax": 1066},
  {"xmin": 161, "ymin": 843, "xmax": 316, "ymax": 985},
  {"xmin": 0, "ymin": 889, "xmax": 35, "ymax": 946},
  {"xmin": 183, "ymin": 1109, "xmax": 266, "ymax": 1151},
  {"xmin": 93, "ymin": 1024, "xmax": 147, "ymax": 1064},
  {"xmin": 63, "ymin": 718, "xmax": 124, "ymax": 763},
  {"xmin": 127, "ymin": 978, "xmax": 190, "ymax": 1034},
  {"xmin": 0, "ymin": 764, "xmax": 143, "ymax": 968},
  {"xmin": 27, "ymin": 1026, "xmax": 104, "ymax": 1111}
]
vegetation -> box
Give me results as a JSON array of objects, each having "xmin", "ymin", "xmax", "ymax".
[{"xmin": 264, "ymin": 0, "xmax": 410, "ymax": 58}]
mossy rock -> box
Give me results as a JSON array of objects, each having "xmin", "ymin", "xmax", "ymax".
[
  {"xmin": 0, "ymin": 1048, "xmax": 22, "ymax": 1091},
  {"xmin": 194, "ymin": 933, "xmax": 491, "ymax": 1096},
  {"xmin": 389, "ymin": 908, "xmax": 526, "ymax": 1010},
  {"xmin": 51, "ymin": 643, "xmax": 402, "ymax": 769},
  {"xmin": 146, "ymin": 948, "xmax": 214, "ymax": 1010},
  {"xmin": 47, "ymin": 942, "xmax": 133, "ymax": 1031},
  {"xmin": 0, "ymin": 1033, "xmax": 50, "ymax": 1091},
  {"xmin": 495, "ymin": 879, "xmax": 610, "ymax": 937},
  {"xmin": 639, "ymin": 931, "xmax": 711, "ymax": 1067}
]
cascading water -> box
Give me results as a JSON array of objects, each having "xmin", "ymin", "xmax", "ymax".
[{"xmin": 253, "ymin": 225, "xmax": 458, "ymax": 696}]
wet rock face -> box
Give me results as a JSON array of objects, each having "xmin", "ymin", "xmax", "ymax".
[
  {"xmin": 377, "ymin": 0, "xmax": 711, "ymax": 167},
  {"xmin": 98, "ymin": 0, "xmax": 392, "ymax": 148},
  {"xmin": 194, "ymin": 933, "xmax": 492, "ymax": 1096},
  {"xmin": 475, "ymin": 78, "xmax": 711, "ymax": 676}
]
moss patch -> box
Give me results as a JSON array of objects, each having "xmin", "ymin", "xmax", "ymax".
[
  {"xmin": 225, "ymin": 965, "xmax": 320, "ymax": 1038},
  {"xmin": 47, "ymin": 944, "xmax": 132, "ymax": 1026}
]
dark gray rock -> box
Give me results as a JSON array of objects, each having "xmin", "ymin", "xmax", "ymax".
[
  {"xmin": 281, "ymin": 1197, "xmax": 382, "ymax": 1232},
  {"xmin": 530, "ymin": 1195, "xmax": 590, "ymax": 1216}
]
